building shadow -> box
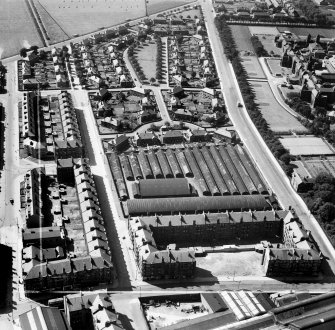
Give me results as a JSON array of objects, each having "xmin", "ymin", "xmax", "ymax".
[
  {"xmin": 93, "ymin": 174, "xmax": 131, "ymax": 289},
  {"xmin": 117, "ymin": 313, "xmax": 134, "ymax": 330}
]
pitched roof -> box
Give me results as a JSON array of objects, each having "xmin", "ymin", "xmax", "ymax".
[
  {"xmin": 127, "ymin": 195, "xmax": 271, "ymax": 215},
  {"xmin": 19, "ymin": 306, "xmax": 71, "ymax": 330},
  {"xmin": 138, "ymin": 178, "xmax": 191, "ymax": 197}
]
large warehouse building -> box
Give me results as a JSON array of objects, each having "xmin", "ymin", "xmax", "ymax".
[{"xmin": 127, "ymin": 195, "xmax": 272, "ymax": 215}]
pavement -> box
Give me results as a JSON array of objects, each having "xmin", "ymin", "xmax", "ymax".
[{"xmin": 200, "ymin": 1, "xmax": 335, "ymax": 275}]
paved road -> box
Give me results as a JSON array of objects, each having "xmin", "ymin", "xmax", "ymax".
[
  {"xmin": 71, "ymin": 90, "xmax": 139, "ymax": 288},
  {"xmin": 201, "ymin": 2, "xmax": 335, "ymax": 274},
  {"xmin": 0, "ymin": 61, "xmax": 28, "ymax": 312}
]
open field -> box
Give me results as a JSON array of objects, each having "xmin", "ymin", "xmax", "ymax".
[
  {"xmin": 33, "ymin": 0, "xmax": 70, "ymax": 44},
  {"xmin": 147, "ymin": 0, "xmax": 196, "ymax": 15},
  {"xmin": 277, "ymin": 27, "xmax": 335, "ymax": 38},
  {"xmin": 250, "ymin": 81, "xmax": 308, "ymax": 134},
  {"xmin": 280, "ymin": 136, "xmax": 334, "ymax": 156},
  {"xmin": 230, "ymin": 25, "xmax": 253, "ymax": 53},
  {"xmin": 0, "ymin": 0, "xmax": 43, "ymax": 59},
  {"xmin": 196, "ymin": 251, "xmax": 265, "ymax": 277},
  {"xmin": 37, "ymin": 0, "xmax": 194, "ymax": 38},
  {"xmin": 136, "ymin": 42, "xmax": 157, "ymax": 81}
]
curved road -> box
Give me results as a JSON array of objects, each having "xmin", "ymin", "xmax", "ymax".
[{"xmin": 201, "ymin": 1, "xmax": 335, "ymax": 275}]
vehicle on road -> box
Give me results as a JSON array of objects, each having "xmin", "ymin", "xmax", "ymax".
[
  {"xmin": 237, "ymin": 102, "xmax": 243, "ymax": 107},
  {"xmin": 9, "ymin": 198, "xmax": 14, "ymax": 205}
]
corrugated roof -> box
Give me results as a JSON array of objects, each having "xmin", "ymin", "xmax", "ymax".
[
  {"xmin": 138, "ymin": 178, "xmax": 191, "ymax": 197},
  {"xmin": 127, "ymin": 195, "xmax": 270, "ymax": 215}
]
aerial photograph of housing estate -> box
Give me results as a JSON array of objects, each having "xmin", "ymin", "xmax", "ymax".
[{"xmin": 2, "ymin": 0, "xmax": 335, "ymax": 329}]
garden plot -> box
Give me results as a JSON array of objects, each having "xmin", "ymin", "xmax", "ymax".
[{"xmin": 251, "ymin": 81, "xmax": 308, "ymax": 134}]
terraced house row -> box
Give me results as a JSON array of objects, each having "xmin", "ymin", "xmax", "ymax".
[
  {"xmin": 21, "ymin": 158, "xmax": 114, "ymax": 291},
  {"xmin": 128, "ymin": 210, "xmax": 322, "ymax": 280},
  {"xmin": 21, "ymin": 91, "xmax": 83, "ymax": 160}
]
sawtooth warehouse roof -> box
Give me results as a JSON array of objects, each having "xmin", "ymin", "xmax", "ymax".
[
  {"xmin": 127, "ymin": 195, "xmax": 270, "ymax": 215},
  {"xmin": 138, "ymin": 178, "xmax": 191, "ymax": 198}
]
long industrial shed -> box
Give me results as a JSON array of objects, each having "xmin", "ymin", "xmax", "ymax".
[
  {"xmin": 183, "ymin": 148, "xmax": 209, "ymax": 195},
  {"xmin": 127, "ymin": 195, "xmax": 271, "ymax": 215},
  {"xmin": 108, "ymin": 152, "xmax": 128, "ymax": 200},
  {"xmin": 137, "ymin": 151, "xmax": 154, "ymax": 179},
  {"xmin": 156, "ymin": 150, "xmax": 173, "ymax": 178},
  {"xmin": 166, "ymin": 149, "xmax": 183, "ymax": 178},
  {"xmin": 218, "ymin": 146, "xmax": 248, "ymax": 195},
  {"xmin": 234, "ymin": 145, "xmax": 268, "ymax": 194},
  {"xmin": 175, "ymin": 149, "xmax": 192, "ymax": 177},
  {"xmin": 128, "ymin": 153, "xmax": 143, "ymax": 180},
  {"xmin": 147, "ymin": 150, "xmax": 163, "ymax": 178},
  {"xmin": 119, "ymin": 154, "xmax": 134, "ymax": 181},
  {"xmin": 201, "ymin": 146, "xmax": 230, "ymax": 195},
  {"xmin": 226, "ymin": 145, "xmax": 258, "ymax": 194},
  {"xmin": 209, "ymin": 145, "xmax": 238, "ymax": 195},
  {"xmin": 192, "ymin": 146, "xmax": 220, "ymax": 196}
]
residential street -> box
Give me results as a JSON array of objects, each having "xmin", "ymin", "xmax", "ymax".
[
  {"xmin": 0, "ymin": 61, "xmax": 28, "ymax": 303},
  {"xmin": 201, "ymin": 1, "xmax": 335, "ymax": 274}
]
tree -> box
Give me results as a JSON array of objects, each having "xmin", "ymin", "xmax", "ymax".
[
  {"xmin": 318, "ymin": 202, "xmax": 335, "ymax": 222},
  {"xmin": 20, "ymin": 48, "xmax": 28, "ymax": 58},
  {"xmin": 150, "ymin": 77, "xmax": 156, "ymax": 84},
  {"xmin": 30, "ymin": 45, "xmax": 39, "ymax": 53},
  {"xmin": 280, "ymin": 153, "xmax": 291, "ymax": 165}
]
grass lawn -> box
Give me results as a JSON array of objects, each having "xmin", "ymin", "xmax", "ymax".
[
  {"xmin": 230, "ymin": 25, "xmax": 253, "ymax": 53},
  {"xmin": 266, "ymin": 58, "xmax": 284, "ymax": 76},
  {"xmin": 241, "ymin": 56, "xmax": 266, "ymax": 79},
  {"xmin": 0, "ymin": 0, "xmax": 43, "ymax": 59},
  {"xmin": 136, "ymin": 42, "xmax": 157, "ymax": 81},
  {"xmin": 277, "ymin": 26, "xmax": 335, "ymax": 38},
  {"xmin": 249, "ymin": 26, "xmax": 279, "ymax": 35},
  {"xmin": 196, "ymin": 251, "xmax": 265, "ymax": 278},
  {"xmin": 257, "ymin": 35, "xmax": 282, "ymax": 56},
  {"xmin": 250, "ymin": 81, "xmax": 308, "ymax": 134}
]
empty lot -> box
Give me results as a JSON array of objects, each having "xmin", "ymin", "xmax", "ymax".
[
  {"xmin": 251, "ymin": 81, "xmax": 308, "ymax": 134},
  {"xmin": 196, "ymin": 251, "xmax": 265, "ymax": 278}
]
